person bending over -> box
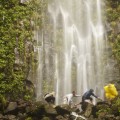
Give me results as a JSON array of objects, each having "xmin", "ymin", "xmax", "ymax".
[
  {"xmin": 75, "ymin": 89, "xmax": 101, "ymax": 111},
  {"xmin": 44, "ymin": 92, "xmax": 55, "ymax": 104},
  {"xmin": 63, "ymin": 91, "xmax": 81, "ymax": 107},
  {"xmin": 82, "ymin": 89, "xmax": 101, "ymax": 104}
]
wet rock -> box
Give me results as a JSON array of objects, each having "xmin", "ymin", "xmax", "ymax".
[
  {"xmin": 55, "ymin": 115, "xmax": 65, "ymax": 120},
  {"xmin": 41, "ymin": 116, "xmax": 51, "ymax": 120},
  {"xmin": 28, "ymin": 101, "xmax": 46, "ymax": 117},
  {"xmin": 17, "ymin": 112, "xmax": 27, "ymax": 120},
  {"xmin": 5, "ymin": 102, "xmax": 18, "ymax": 114},
  {"xmin": 63, "ymin": 114, "xmax": 70, "ymax": 119},
  {"xmin": 3, "ymin": 114, "xmax": 16, "ymax": 120},
  {"xmin": 105, "ymin": 114, "xmax": 115, "ymax": 120},
  {"xmin": 94, "ymin": 101, "xmax": 111, "ymax": 119},
  {"xmin": 17, "ymin": 103, "xmax": 27, "ymax": 113},
  {"xmin": 44, "ymin": 104, "xmax": 57, "ymax": 116},
  {"xmin": 0, "ymin": 99, "xmax": 120, "ymax": 120},
  {"xmin": 7, "ymin": 115, "xmax": 16, "ymax": 120},
  {"xmin": 55, "ymin": 104, "xmax": 71, "ymax": 115},
  {"xmin": 0, "ymin": 114, "xmax": 3, "ymax": 119},
  {"xmin": 116, "ymin": 116, "xmax": 120, "ymax": 120}
]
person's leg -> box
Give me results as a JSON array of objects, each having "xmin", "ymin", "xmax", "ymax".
[
  {"xmin": 81, "ymin": 100, "xmax": 87, "ymax": 111},
  {"xmin": 82, "ymin": 96, "xmax": 84, "ymax": 103},
  {"xmin": 89, "ymin": 97, "xmax": 93, "ymax": 104}
]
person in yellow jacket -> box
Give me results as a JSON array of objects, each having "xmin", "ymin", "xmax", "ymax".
[{"xmin": 104, "ymin": 83, "xmax": 118, "ymax": 101}]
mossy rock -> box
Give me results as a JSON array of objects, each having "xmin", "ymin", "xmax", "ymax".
[{"xmin": 41, "ymin": 116, "xmax": 51, "ymax": 120}]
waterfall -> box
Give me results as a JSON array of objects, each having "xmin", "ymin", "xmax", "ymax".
[{"xmin": 36, "ymin": 0, "xmax": 108, "ymax": 104}]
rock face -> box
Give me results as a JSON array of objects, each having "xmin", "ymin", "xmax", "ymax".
[
  {"xmin": 5, "ymin": 102, "xmax": 17, "ymax": 114},
  {"xmin": 0, "ymin": 98, "xmax": 120, "ymax": 120}
]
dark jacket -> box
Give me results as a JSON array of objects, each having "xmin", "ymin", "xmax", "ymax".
[{"xmin": 82, "ymin": 89, "xmax": 98, "ymax": 101}]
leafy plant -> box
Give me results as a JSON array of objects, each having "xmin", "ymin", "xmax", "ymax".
[
  {"xmin": 106, "ymin": 0, "xmax": 120, "ymax": 69},
  {"xmin": 0, "ymin": 0, "xmax": 48, "ymax": 101}
]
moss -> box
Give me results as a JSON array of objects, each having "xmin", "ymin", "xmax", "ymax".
[
  {"xmin": 0, "ymin": 0, "xmax": 48, "ymax": 101},
  {"xmin": 25, "ymin": 117, "xmax": 32, "ymax": 120},
  {"xmin": 106, "ymin": 0, "xmax": 120, "ymax": 69}
]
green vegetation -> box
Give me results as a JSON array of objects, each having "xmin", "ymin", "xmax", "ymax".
[
  {"xmin": 0, "ymin": 0, "xmax": 33, "ymax": 101},
  {"xmin": 106, "ymin": 0, "xmax": 120, "ymax": 68},
  {"xmin": 0, "ymin": 0, "xmax": 119, "ymax": 108},
  {"xmin": 0, "ymin": 0, "xmax": 48, "ymax": 102},
  {"xmin": 105, "ymin": 0, "xmax": 120, "ymax": 115}
]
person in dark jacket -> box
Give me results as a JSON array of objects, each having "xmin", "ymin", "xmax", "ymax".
[
  {"xmin": 82, "ymin": 89, "xmax": 100, "ymax": 103},
  {"xmin": 75, "ymin": 89, "xmax": 102, "ymax": 111},
  {"xmin": 75, "ymin": 89, "xmax": 101, "ymax": 106}
]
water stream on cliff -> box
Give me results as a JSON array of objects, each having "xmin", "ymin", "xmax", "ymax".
[{"xmin": 36, "ymin": 0, "xmax": 108, "ymax": 104}]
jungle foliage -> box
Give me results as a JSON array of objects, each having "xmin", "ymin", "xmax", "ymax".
[
  {"xmin": 0, "ymin": 0, "xmax": 48, "ymax": 101},
  {"xmin": 106, "ymin": 0, "xmax": 120, "ymax": 67}
]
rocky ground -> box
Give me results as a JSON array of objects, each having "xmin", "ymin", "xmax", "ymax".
[{"xmin": 0, "ymin": 97, "xmax": 120, "ymax": 120}]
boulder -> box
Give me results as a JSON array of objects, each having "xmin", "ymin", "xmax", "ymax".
[
  {"xmin": 44, "ymin": 104, "xmax": 57, "ymax": 116},
  {"xmin": 17, "ymin": 112, "xmax": 27, "ymax": 120},
  {"xmin": 7, "ymin": 115, "xmax": 16, "ymax": 120},
  {"xmin": 4, "ymin": 102, "xmax": 18, "ymax": 115},
  {"xmin": 41, "ymin": 116, "xmax": 51, "ymax": 120},
  {"xmin": 0, "ymin": 114, "xmax": 3, "ymax": 119},
  {"xmin": 55, "ymin": 115, "xmax": 65, "ymax": 120},
  {"xmin": 55, "ymin": 104, "xmax": 71, "ymax": 115}
]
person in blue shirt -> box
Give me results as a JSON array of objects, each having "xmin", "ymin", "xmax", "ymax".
[
  {"xmin": 82, "ymin": 89, "xmax": 100, "ymax": 103},
  {"xmin": 75, "ymin": 89, "xmax": 102, "ymax": 112},
  {"xmin": 75, "ymin": 89, "xmax": 101, "ymax": 106}
]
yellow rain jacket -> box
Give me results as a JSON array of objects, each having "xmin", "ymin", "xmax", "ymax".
[{"xmin": 104, "ymin": 84, "xmax": 118, "ymax": 100}]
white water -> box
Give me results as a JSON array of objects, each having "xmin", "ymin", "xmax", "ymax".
[{"xmin": 36, "ymin": 0, "xmax": 107, "ymax": 104}]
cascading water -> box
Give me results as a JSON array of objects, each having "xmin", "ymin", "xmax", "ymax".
[{"xmin": 36, "ymin": 0, "xmax": 108, "ymax": 104}]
